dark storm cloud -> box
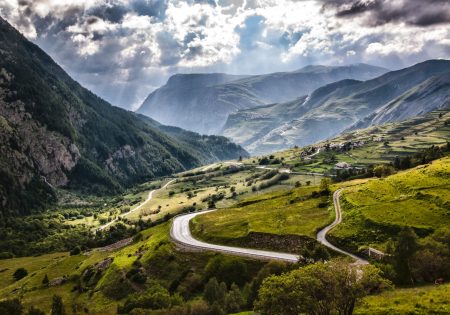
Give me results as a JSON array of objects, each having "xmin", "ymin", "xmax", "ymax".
[{"xmin": 322, "ymin": 0, "xmax": 450, "ymax": 26}]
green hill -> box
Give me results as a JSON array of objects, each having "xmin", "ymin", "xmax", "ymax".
[{"xmin": 329, "ymin": 156, "xmax": 450, "ymax": 252}]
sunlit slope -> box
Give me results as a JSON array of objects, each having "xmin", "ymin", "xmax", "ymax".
[{"xmin": 329, "ymin": 157, "xmax": 450, "ymax": 251}]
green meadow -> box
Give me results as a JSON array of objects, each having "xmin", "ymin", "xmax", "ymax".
[{"xmin": 330, "ymin": 156, "xmax": 450, "ymax": 252}]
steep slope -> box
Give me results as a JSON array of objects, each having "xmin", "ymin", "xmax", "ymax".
[
  {"xmin": 351, "ymin": 72, "xmax": 450, "ymax": 130},
  {"xmin": 137, "ymin": 64, "xmax": 387, "ymax": 134},
  {"xmin": 228, "ymin": 64, "xmax": 387, "ymax": 104},
  {"xmin": 222, "ymin": 79, "xmax": 361, "ymax": 147},
  {"xmin": 0, "ymin": 17, "xmax": 247, "ymax": 214},
  {"xmin": 224, "ymin": 60, "xmax": 450, "ymax": 155},
  {"xmin": 138, "ymin": 73, "xmax": 263, "ymax": 135}
]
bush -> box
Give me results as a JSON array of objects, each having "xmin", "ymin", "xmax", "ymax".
[
  {"xmin": 13, "ymin": 267, "xmax": 28, "ymax": 281},
  {"xmin": 70, "ymin": 246, "xmax": 82, "ymax": 256},
  {"xmin": 259, "ymin": 173, "xmax": 290, "ymax": 190},
  {"xmin": 0, "ymin": 252, "xmax": 14, "ymax": 259},
  {"xmin": 373, "ymin": 164, "xmax": 395, "ymax": 178},
  {"xmin": 118, "ymin": 283, "xmax": 182, "ymax": 313}
]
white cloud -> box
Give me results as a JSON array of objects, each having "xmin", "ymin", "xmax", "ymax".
[{"xmin": 1, "ymin": 0, "xmax": 449, "ymax": 109}]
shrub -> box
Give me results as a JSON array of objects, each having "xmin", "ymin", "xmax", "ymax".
[
  {"xmin": 70, "ymin": 246, "xmax": 82, "ymax": 256},
  {"xmin": 13, "ymin": 267, "xmax": 28, "ymax": 281}
]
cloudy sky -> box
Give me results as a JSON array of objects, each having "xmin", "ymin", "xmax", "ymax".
[{"xmin": 1, "ymin": 0, "xmax": 450, "ymax": 110}]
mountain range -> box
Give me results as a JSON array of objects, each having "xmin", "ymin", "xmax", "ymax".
[
  {"xmin": 0, "ymin": 17, "xmax": 247, "ymax": 214},
  {"xmin": 222, "ymin": 59, "xmax": 450, "ymax": 154},
  {"xmin": 137, "ymin": 64, "xmax": 388, "ymax": 135}
]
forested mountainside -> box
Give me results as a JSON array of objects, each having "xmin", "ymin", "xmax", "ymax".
[{"xmin": 0, "ymin": 17, "xmax": 247, "ymax": 215}]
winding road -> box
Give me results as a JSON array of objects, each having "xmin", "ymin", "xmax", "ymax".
[
  {"xmin": 170, "ymin": 211, "xmax": 299, "ymax": 262},
  {"xmin": 171, "ymin": 185, "xmax": 368, "ymax": 264},
  {"xmin": 316, "ymin": 189, "xmax": 368, "ymax": 265},
  {"xmin": 97, "ymin": 179, "xmax": 175, "ymax": 231}
]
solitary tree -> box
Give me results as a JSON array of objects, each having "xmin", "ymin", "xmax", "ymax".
[{"xmin": 255, "ymin": 260, "xmax": 391, "ymax": 315}]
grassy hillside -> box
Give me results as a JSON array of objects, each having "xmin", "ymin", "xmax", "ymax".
[
  {"xmin": 0, "ymin": 221, "xmax": 267, "ymax": 314},
  {"xmin": 329, "ymin": 157, "xmax": 450, "ymax": 252},
  {"xmin": 191, "ymin": 185, "xmax": 332, "ymax": 253},
  {"xmin": 1, "ymin": 156, "xmax": 449, "ymax": 314},
  {"xmin": 356, "ymin": 283, "xmax": 450, "ymax": 314}
]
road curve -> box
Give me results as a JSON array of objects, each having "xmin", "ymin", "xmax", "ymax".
[
  {"xmin": 171, "ymin": 211, "xmax": 299, "ymax": 262},
  {"xmin": 316, "ymin": 189, "xmax": 368, "ymax": 265},
  {"xmin": 97, "ymin": 179, "xmax": 175, "ymax": 231}
]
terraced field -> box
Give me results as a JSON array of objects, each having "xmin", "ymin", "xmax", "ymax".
[{"xmin": 260, "ymin": 109, "xmax": 450, "ymax": 174}]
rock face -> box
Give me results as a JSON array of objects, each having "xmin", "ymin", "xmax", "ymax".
[
  {"xmin": 137, "ymin": 64, "xmax": 388, "ymax": 135},
  {"xmin": 0, "ymin": 17, "xmax": 248, "ymax": 214},
  {"xmin": 221, "ymin": 60, "xmax": 450, "ymax": 155}
]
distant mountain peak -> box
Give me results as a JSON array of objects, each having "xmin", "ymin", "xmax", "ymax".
[{"xmin": 137, "ymin": 63, "xmax": 388, "ymax": 134}]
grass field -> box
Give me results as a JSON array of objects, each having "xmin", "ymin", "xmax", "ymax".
[
  {"xmin": 191, "ymin": 185, "xmax": 332, "ymax": 253},
  {"xmin": 329, "ymin": 156, "xmax": 450, "ymax": 252},
  {"xmin": 355, "ymin": 283, "xmax": 450, "ymax": 314}
]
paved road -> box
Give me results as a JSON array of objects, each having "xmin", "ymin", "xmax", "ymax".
[
  {"xmin": 97, "ymin": 179, "xmax": 175, "ymax": 231},
  {"xmin": 316, "ymin": 189, "xmax": 368, "ymax": 265},
  {"xmin": 171, "ymin": 211, "xmax": 299, "ymax": 262},
  {"xmin": 170, "ymin": 186, "xmax": 367, "ymax": 264}
]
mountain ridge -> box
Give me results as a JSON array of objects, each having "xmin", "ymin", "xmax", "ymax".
[
  {"xmin": 222, "ymin": 59, "xmax": 450, "ymax": 155},
  {"xmin": 137, "ymin": 63, "xmax": 388, "ymax": 134}
]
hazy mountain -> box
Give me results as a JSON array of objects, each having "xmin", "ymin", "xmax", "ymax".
[
  {"xmin": 350, "ymin": 72, "xmax": 450, "ymax": 130},
  {"xmin": 222, "ymin": 60, "xmax": 450, "ymax": 155},
  {"xmin": 137, "ymin": 64, "xmax": 388, "ymax": 134},
  {"xmin": 0, "ymin": 17, "xmax": 248, "ymax": 214}
]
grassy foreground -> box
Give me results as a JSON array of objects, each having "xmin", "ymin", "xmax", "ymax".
[{"xmin": 356, "ymin": 283, "xmax": 450, "ymax": 314}]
